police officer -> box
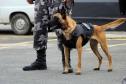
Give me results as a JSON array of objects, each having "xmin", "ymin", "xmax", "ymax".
[
  {"xmin": 23, "ymin": 0, "xmax": 50, "ymax": 71},
  {"xmin": 23, "ymin": 0, "xmax": 74, "ymax": 71}
]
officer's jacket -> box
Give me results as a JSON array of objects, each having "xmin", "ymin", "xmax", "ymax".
[{"xmin": 62, "ymin": 23, "xmax": 94, "ymax": 48}]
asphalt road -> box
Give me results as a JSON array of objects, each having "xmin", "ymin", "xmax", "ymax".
[
  {"xmin": 0, "ymin": 34, "xmax": 126, "ymax": 84},
  {"xmin": 0, "ymin": 25, "xmax": 126, "ymax": 84}
]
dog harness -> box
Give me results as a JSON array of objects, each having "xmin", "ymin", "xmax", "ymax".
[{"xmin": 62, "ymin": 23, "xmax": 94, "ymax": 48}]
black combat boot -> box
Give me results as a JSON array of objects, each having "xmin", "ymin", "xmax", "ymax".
[{"xmin": 23, "ymin": 50, "xmax": 47, "ymax": 71}]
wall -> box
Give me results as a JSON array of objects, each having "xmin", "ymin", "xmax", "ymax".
[{"xmin": 75, "ymin": 0, "xmax": 118, "ymax": 2}]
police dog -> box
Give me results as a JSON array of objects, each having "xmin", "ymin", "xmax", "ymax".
[{"xmin": 52, "ymin": 12, "xmax": 126, "ymax": 75}]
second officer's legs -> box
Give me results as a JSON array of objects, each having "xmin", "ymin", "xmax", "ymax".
[{"xmin": 55, "ymin": 29, "xmax": 73, "ymax": 73}]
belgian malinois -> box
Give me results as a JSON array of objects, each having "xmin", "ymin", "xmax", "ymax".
[{"xmin": 52, "ymin": 13, "xmax": 126, "ymax": 75}]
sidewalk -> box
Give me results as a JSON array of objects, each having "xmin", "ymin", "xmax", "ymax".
[
  {"xmin": 48, "ymin": 31, "xmax": 126, "ymax": 39},
  {"xmin": 106, "ymin": 31, "xmax": 126, "ymax": 39}
]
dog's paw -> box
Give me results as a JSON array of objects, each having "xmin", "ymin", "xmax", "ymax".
[
  {"xmin": 108, "ymin": 69, "xmax": 112, "ymax": 72},
  {"xmin": 68, "ymin": 68, "xmax": 73, "ymax": 73},
  {"xmin": 62, "ymin": 71, "xmax": 68, "ymax": 74},
  {"xmin": 93, "ymin": 68, "xmax": 100, "ymax": 71},
  {"xmin": 75, "ymin": 72, "xmax": 81, "ymax": 75}
]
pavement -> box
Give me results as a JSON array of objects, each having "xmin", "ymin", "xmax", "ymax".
[
  {"xmin": 48, "ymin": 31, "xmax": 126, "ymax": 39},
  {"xmin": 0, "ymin": 34, "xmax": 126, "ymax": 84},
  {"xmin": 105, "ymin": 31, "xmax": 126, "ymax": 39},
  {"xmin": 0, "ymin": 29, "xmax": 126, "ymax": 84}
]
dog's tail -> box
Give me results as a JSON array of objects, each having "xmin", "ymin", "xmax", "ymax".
[{"xmin": 100, "ymin": 18, "xmax": 126, "ymax": 31}]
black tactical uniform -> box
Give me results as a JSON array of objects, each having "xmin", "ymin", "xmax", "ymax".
[{"xmin": 23, "ymin": 0, "xmax": 59, "ymax": 71}]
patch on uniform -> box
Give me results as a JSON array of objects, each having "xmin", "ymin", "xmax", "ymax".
[{"xmin": 82, "ymin": 23, "xmax": 91, "ymax": 30}]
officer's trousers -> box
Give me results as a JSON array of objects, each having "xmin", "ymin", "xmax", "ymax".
[{"xmin": 33, "ymin": 0, "xmax": 49, "ymax": 51}]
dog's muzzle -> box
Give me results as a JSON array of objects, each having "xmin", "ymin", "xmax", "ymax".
[{"xmin": 47, "ymin": 16, "xmax": 62, "ymax": 31}]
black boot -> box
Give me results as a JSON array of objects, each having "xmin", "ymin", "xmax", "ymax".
[{"xmin": 23, "ymin": 50, "xmax": 47, "ymax": 71}]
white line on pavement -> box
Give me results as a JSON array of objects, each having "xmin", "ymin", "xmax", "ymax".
[{"xmin": 0, "ymin": 39, "xmax": 126, "ymax": 50}]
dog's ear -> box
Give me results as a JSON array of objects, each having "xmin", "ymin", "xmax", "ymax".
[
  {"xmin": 57, "ymin": 7, "xmax": 61, "ymax": 13},
  {"xmin": 60, "ymin": 5, "xmax": 67, "ymax": 19}
]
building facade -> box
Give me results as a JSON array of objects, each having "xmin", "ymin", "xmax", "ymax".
[
  {"xmin": 73, "ymin": 0, "xmax": 122, "ymax": 18},
  {"xmin": 72, "ymin": 0, "xmax": 126, "ymax": 31}
]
